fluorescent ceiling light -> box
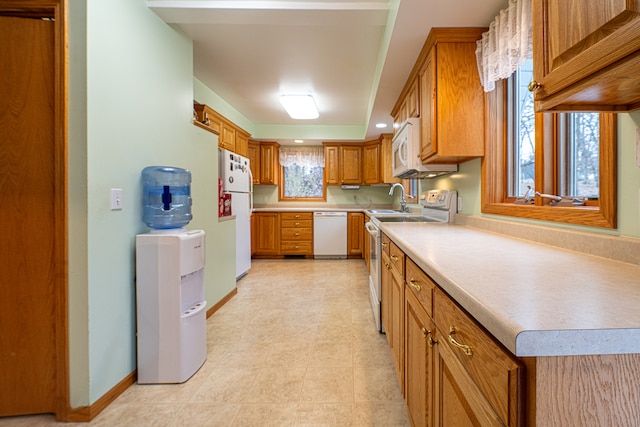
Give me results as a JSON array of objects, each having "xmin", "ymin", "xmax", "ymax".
[
  {"xmin": 294, "ymin": 139, "xmax": 304, "ymax": 144},
  {"xmin": 279, "ymin": 95, "xmax": 319, "ymax": 119}
]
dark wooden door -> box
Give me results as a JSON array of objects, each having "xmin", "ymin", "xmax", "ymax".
[{"xmin": 0, "ymin": 14, "xmax": 61, "ymax": 417}]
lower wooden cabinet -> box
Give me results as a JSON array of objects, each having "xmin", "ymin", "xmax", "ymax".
[
  {"xmin": 280, "ymin": 212, "xmax": 313, "ymax": 256},
  {"xmin": 347, "ymin": 212, "xmax": 364, "ymax": 258},
  {"xmin": 382, "ymin": 232, "xmax": 523, "ymax": 427},
  {"xmin": 251, "ymin": 212, "xmax": 280, "ymax": 257},
  {"xmin": 405, "ymin": 289, "xmax": 436, "ymax": 427}
]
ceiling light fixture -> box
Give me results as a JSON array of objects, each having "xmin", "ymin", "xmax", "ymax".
[
  {"xmin": 279, "ymin": 94, "xmax": 319, "ymax": 119},
  {"xmin": 375, "ymin": 123, "xmax": 387, "ymax": 128},
  {"xmin": 294, "ymin": 139, "xmax": 304, "ymax": 144}
]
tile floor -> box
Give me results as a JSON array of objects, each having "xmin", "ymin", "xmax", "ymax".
[{"xmin": 0, "ymin": 259, "xmax": 410, "ymax": 426}]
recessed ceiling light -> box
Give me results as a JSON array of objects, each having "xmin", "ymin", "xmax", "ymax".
[
  {"xmin": 294, "ymin": 139, "xmax": 304, "ymax": 144},
  {"xmin": 375, "ymin": 123, "xmax": 387, "ymax": 128},
  {"xmin": 279, "ymin": 94, "xmax": 319, "ymax": 120}
]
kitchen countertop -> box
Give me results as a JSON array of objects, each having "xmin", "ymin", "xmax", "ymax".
[{"xmin": 380, "ymin": 222, "xmax": 640, "ymax": 357}]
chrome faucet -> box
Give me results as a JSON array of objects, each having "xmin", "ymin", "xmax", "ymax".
[{"xmin": 389, "ymin": 183, "xmax": 407, "ymax": 212}]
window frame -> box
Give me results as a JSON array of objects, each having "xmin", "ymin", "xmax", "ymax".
[
  {"xmin": 278, "ymin": 163, "xmax": 327, "ymax": 202},
  {"xmin": 481, "ymin": 80, "xmax": 617, "ymax": 228}
]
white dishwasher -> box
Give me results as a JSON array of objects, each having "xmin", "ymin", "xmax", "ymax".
[{"xmin": 313, "ymin": 211, "xmax": 348, "ymax": 259}]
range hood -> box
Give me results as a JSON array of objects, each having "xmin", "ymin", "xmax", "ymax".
[{"xmin": 394, "ymin": 164, "xmax": 458, "ymax": 179}]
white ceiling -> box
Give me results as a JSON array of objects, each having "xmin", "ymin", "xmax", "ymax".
[{"xmin": 149, "ymin": 0, "xmax": 506, "ymax": 145}]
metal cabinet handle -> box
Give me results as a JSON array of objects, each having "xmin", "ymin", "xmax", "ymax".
[
  {"xmin": 294, "ymin": 222, "xmax": 300, "ymax": 226},
  {"xmin": 421, "ymin": 327, "xmax": 437, "ymax": 348},
  {"xmin": 384, "ymin": 263, "xmax": 391, "ymax": 269},
  {"xmin": 390, "ymin": 255, "xmax": 399, "ymax": 262},
  {"xmin": 528, "ymin": 80, "xmax": 541, "ymax": 92},
  {"xmin": 408, "ymin": 280, "xmax": 421, "ymax": 291},
  {"xmin": 381, "ymin": 242, "xmax": 388, "ymax": 248},
  {"xmin": 448, "ymin": 327, "xmax": 472, "ymax": 356}
]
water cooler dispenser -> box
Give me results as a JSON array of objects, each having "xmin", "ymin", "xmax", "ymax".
[{"xmin": 135, "ymin": 166, "xmax": 207, "ymax": 384}]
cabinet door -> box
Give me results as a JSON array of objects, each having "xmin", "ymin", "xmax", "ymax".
[
  {"xmin": 247, "ymin": 141, "xmax": 260, "ymax": 184},
  {"xmin": 419, "ymin": 52, "xmax": 436, "ymax": 162},
  {"xmin": 532, "ymin": 0, "xmax": 640, "ymax": 111},
  {"xmin": 340, "ymin": 145, "xmax": 362, "ymax": 184},
  {"xmin": 390, "ymin": 265, "xmax": 404, "ymax": 389},
  {"xmin": 253, "ymin": 213, "xmax": 280, "ymax": 256},
  {"xmin": 405, "ymin": 290, "xmax": 436, "ymax": 427},
  {"xmin": 347, "ymin": 212, "xmax": 364, "ymax": 257},
  {"xmin": 362, "ymin": 142, "xmax": 381, "ymax": 185},
  {"xmin": 235, "ymin": 130, "xmax": 249, "ymax": 157},
  {"xmin": 381, "ymin": 250, "xmax": 392, "ymax": 341},
  {"xmin": 434, "ymin": 329, "xmax": 496, "ymax": 427},
  {"xmin": 379, "ymin": 134, "xmax": 401, "ymax": 184},
  {"xmin": 259, "ymin": 142, "xmax": 279, "ymax": 185},
  {"xmin": 324, "ymin": 145, "xmax": 340, "ymax": 185},
  {"xmin": 220, "ymin": 122, "xmax": 236, "ymax": 152}
]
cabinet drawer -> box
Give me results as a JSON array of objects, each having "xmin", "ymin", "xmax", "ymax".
[
  {"xmin": 280, "ymin": 212, "xmax": 313, "ymax": 221},
  {"xmin": 280, "ymin": 241, "xmax": 312, "ymax": 254},
  {"xmin": 434, "ymin": 288, "xmax": 521, "ymax": 426},
  {"xmin": 405, "ymin": 258, "xmax": 434, "ymax": 317},
  {"xmin": 381, "ymin": 233, "xmax": 391, "ymax": 255},
  {"xmin": 389, "ymin": 241, "xmax": 405, "ymax": 277},
  {"xmin": 281, "ymin": 228, "xmax": 312, "ymax": 241},
  {"xmin": 280, "ymin": 219, "xmax": 312, "ymax": 228}
]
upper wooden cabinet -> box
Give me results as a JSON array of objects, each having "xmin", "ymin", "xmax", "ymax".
[
  {"xmin": 323, "ymin": 143, "xmax": 362, "ymax": 185},
  {"xmin": 193, "ymin": 102, "xmax": 250, "ymax": 156},
  {"xmin": 419, "ymin": 28, "xmax": 486, "ymax": 164},
  {"xmin": 531, "ymin": 0, "xmax": 640, "ymax": 112},
  {"xmin": 259, "ymin": 141, "xmax": 280, "ymax": 185},
  {"xmin": 392, "ymin": 76, "xmax": 420, "ymax": 130},
  {"xmin": 362, "ymin": 140, "xmax": 380, "ymax": 185},
  {"xmin": 247, "ymin": 140, "xmax": 260, "ymax": 184}
]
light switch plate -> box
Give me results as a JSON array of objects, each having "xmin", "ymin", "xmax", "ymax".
[{"xmin": 111, "ymin": 188, "xmax": 123, "ymax": 210}]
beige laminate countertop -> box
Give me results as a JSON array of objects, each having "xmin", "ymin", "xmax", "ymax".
[{"xmin": 380, "ymin": 222, "xmax": 640, "ymax": 358}]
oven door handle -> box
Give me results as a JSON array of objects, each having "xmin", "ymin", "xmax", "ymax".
[{"xmin": 365, "ymin": 222, "xmax": 379, "ymax": 237}]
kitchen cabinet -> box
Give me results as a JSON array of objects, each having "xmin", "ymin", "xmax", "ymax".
[
  {"xmin": 235, "ymin": 129, "xmax": 250, "ymax": 157},
  {"xmin": 193, "ymin": 102, "xmax": 251, "ymax": 155},
  {"xmin": 323, "ymin": 143, "xmax": 362, "ymax": 185},
  {"xmin": 433, "ymin": 287, "xmax": 522, "ymax": 426},
  {"xmin": 379, "ymin": 134, "xmax": 400, "ymax": 184},
  {"xmin": 388, "ymin": 241, "xmax": 405, "ymax": 390},
  {"xmin": 531, "ymin": 0, "xmax": 640, "ymax": 112},
  {"xmin": 418, "ymin": 28, "xmax": 485, "ymax": 164},
  {"xmin": 280, "ymin": 212, "xmax": 313, "ymax": 256},
  {"xmin": 382, "ymin": 235, "xmax": 523, "ymax": 426},
  {"xmin": 251, "ymin": 212, "xmax": 280, "ymax": 257},
  {"xmin": 405, "ymin": 288, "xmax": 435, "ymax": 427},
  {"xmin": 247, "ymin": 141, "xmax": 260, "ymax": 184},
  {"xmin": 347, "ymin": 212, "xmax": 364, "ymax": 258},
  {"xmin": 392, "ymin": 76, "xmax": 420, "ymax": 130},
  {"xmin": 259, "ymin": 141, "xmax": 280, "ymax": 185},
  {"xmin": 362, "ymin": 140, "xmax": 381, "ymax": 185},
  {"xmin": 404, "ymin": 258, "xmax": 436, "ymax": 427}
]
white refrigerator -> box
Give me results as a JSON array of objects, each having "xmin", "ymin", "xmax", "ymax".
[{"xmin": 219, "ymin": 149, "xmax": 252, "ymax": 279}]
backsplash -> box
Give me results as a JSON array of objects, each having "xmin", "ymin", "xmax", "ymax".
[{"xmin": 253, "ymin": 184, "xmax": 402, "ymax": 208}]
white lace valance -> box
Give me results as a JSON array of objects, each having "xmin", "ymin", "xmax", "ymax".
[
  {"xmin": 278, "ymin": 146, "xmax": 324, "ymax": 168},
  {"xmin": 475, "ymin": 0, "xmax": 532, "ymax": 92}
]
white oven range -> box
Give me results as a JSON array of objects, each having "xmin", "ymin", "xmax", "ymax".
[{"xmin": 364, "ymin": 189, "xmax": 457, "ymax": 332}]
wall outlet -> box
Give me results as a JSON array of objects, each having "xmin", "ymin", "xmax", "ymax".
[{"xmin": 111, "ymin": 188, "xmax": 123, "ymax": 210}]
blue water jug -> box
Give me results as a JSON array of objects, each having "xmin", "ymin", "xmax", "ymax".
[{"xmin": 142, "ymin": 166, "xmax": 192, "ymax": 229}]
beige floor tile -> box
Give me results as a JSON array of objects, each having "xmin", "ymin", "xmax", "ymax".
[
  {"xmin": 301, "ymin": 367, "xmax": 354, "ymax": 403},
  {"xmin": 231, "ymin": 403, "xmax": 299, "ymax": 426},
  {"xmin": 189, "ymin": 367, "xmax": 258, "ymax": 403},
  {"xmin": 353, "ymin": 402, "xmax": 411, "ymax": 426},
  {"xmin": 353, "ymin": 366, "xmax": 404, "ymax": 403},
  {"xmin": 169, "ymin": 403, "xmax": 241, "ymax": 426},
  {"xmin": 308, "ymin": 340, "xmax": 353, "ymax": 368},
  {"xmin": 244, "ymin": 367, "xmax": 306, "ymax": 403},
  {"xmin": 294, "ymin": 402, "xmax": 354, "ymax": 426}
]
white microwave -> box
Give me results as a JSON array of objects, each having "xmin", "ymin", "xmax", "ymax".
[{"xmin": 391, "ymin": 118, "xmax": 457, "ymax": 178}]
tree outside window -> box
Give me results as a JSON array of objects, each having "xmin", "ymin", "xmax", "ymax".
[{"xmin": 278, "ymin": 147, "xmax": 325, "ymax": 201}]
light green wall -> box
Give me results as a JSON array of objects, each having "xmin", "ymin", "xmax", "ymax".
[
  {"xmin": 420, "ymin": 112, "xmax": 640, "ymax": 239},
  {"xmin": 67, "ymin": 0, "xmax": 236, "ymax": 407}
]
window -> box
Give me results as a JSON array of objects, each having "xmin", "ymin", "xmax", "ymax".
[
  {"xmin": 278, "ymin": 147, "xmax": 326, "ymax": 201},
  {"xmin": 482, "ymin": 66, "xmax": 617, "ymax": 228}
]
